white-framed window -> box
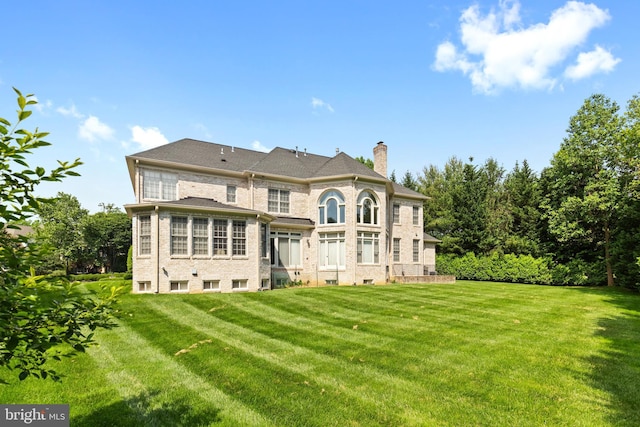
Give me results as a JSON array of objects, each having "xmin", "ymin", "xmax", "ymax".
[
  {"xmin": 268, "ymin": 189, "xmax": 290, "ymax": 213},
  {"xmin": 357, "ymin": 232, "xmax": 379, "ymax": 264},
  {"xmin": 261, "ymin": 223, "xmax": 269, "ymax": 258},
  {"xmin": 357, "ymin": 191, "xmax": 379, "ymax": 225},
  {"xmin": 232, "ymin": 220, "xmax": 246, "ymax": 256},
  {"xmin": 170, "ymin": 281, "xmax": 188, "ymax": 292},
  {"xmin": 232, "ymin": 279, "xmax": 248, "ymax": 290},
  {"xmin": 203, "ymin": 280, "xmax": 220, "ymax": 291},
  {"xmin": 142, "ymin": 170, "xmax": 177, "ymax": 201},
  {"xmin": 138, "ymin": 215, "xmax": 151, "ymax": 255},
  {"xmin": 138, "ymin": 281, "xmax": 152, "ymax": 292},
  {"xmin": 393, "ymin": 238, "xmax": 400, "ymax": 262},
  {"xmin": 393, "ymin": 204, "xmax": 400, "ymax": 224},
  {"xmin": 227, "ymin": 185, "xmax": 236, "ymax": 203},
  {"xmin": 271, "ymin": 232, "xmax": 301, "ymax": 267},
  {"xmin": 413, "ymin": 206, "xmax": 420, "ymax": 225},
  {"xmin": 192, "ymin": 217, "xmax": 209, "ymax": 256},
  {"xmin": 319, "ymin": 232, "xmax": 345, "ymax": 269},
  {"xmin": 213, "ymin": 219, "xmax": 228, "ymax": 256},
  {"xmin": 171, "ymin": 216, "xmax": 188, "ymax": 255},
  {"xmin": 318, "ymin": 190, "xmax": 345, "ymax": 225},
  {"xmin": 413, "ymin": 239, "xmax": 420, "ymax": 263}
]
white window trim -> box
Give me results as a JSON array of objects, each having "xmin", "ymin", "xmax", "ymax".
[
  {"xmin": 227, "ymin": 185, "xmax": 237, "ymax": 203},
  {"xmin": 203, "ymin": 280, "xmax": 221, "ymax": 292},
  {"xmin": 357, "ymin": 191, "xmax": 380, "ymax": 226},
  {"xmin": 232, "ymin": 279, "xmax": 248, "ymax": 291},
  {"xmin": 170, "ymin": 280, "xmax": 189, "ymax": 292},
  {"xmin": 192, "ymin": 217, "xmax": 210, "ymax": 257},
  {"xmin": 142, "ymin": 169, "xmax": 177, "ymax": 201},
  {"xmin": 271, "ymin": 232, "xmax": 302, "ymax": 268},
  {"xmin": 318, "ymin": 190, "xmax": 346, "ymax": 225},
  {"xmin": 319, "ymin": 232, "xmax": 346, "ymax": 270},
  {"xmin": 138, "ymin": 281, "xmax": 152, "ymax": 292},
  {"xmin": 138, "ymin": 215, "xmax": 152, "ymax": 256},
  {"xmin": 268, "ymin": 188, "xmax": 290, "ymax": 214},
  {"xmin": 357, "ymin": 232, "xmax": 380, "ymax": 264}
]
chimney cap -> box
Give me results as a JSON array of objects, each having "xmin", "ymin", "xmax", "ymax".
[{"xmin": 377, "ymin": 141, "xmax": 385, "ymax": 145}]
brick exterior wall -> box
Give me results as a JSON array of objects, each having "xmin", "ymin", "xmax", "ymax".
[{"xmin": 130, "ymin": 160, "xmax": 430, "ymax": 293}]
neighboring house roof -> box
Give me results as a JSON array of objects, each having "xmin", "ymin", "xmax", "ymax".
[
  {"xmin": 126, "ymin": 138, "xmax": 426, "ymax": 199},
  {"xmin": 423, "ymin": 233, "xmax": 442, "ymax": 243},
  {"xmin": 3, "ymin": 224, "xmax": 34, "ymax": 238}
]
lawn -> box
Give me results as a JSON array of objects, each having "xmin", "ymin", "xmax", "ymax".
[{"xmin": 2, "ymin": 281, "xmax": 640, "ymax": 426}]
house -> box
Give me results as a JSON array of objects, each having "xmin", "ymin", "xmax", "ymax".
[{"xmin": 124, "ymin": 139, "xmax": 435, "ymax": 293}]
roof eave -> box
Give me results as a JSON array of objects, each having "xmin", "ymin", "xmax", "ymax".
[
  {"xmin": 244, "ymin": 170, "xmax": 309, "ymax": 184},
  {"xmin": 308, "ymin": 173, "xmax": 387, "ymax": 185},
  {"xmin": 124, "ymin": 201, "xmax": 276, "ymax": 221}
]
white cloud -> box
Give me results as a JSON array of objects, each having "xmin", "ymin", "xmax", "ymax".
[
  {"xmin": 564, "ymin": 45, "xmax": 621, "ymax": 80},
  {"xmin": 433, "ymin": 1, "xmax": 619, "ymax": 93},
  {"xmin": 79, "ymin": 116, "xmax": 114, "ymax": 142},
  {"xmin": 251, "ymin": 140, "xmax": 271, "ymax": 152},
  {"xmin": 131, "ymin": 125, "xmax": 169, "ymax": 150},
  {"xmin": 32, "ymin": 97, "xmax": 53, "ymax": 114},
  {"xmin": 311, "ymin": 97, "xmax": 334, "ymax": 113},
  {"xmin": 57, "ymin": 103, "xmax": 84, "ymax": 119}
]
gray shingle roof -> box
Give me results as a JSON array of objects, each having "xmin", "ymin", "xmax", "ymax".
[
  {"xmin": 390, "ymin": 181, "xmax": 425, "ymax": 199},
  {"xmin": 423, "ymin": 233, "xmax": 442, "ymax": 243},
  {"xmin": 161, "ymin": 197, "xmax": 253, "ymax": 211},
  {"xmin": 270, "ymin": 217, "xmax": 316, "ymax": 229},
  {"xmin": 127, "ymin": 138, "xmax": 425, "ymax": 199},
  {"xmin": 129, "ymin": 139, "xmax": 266, "ymax": 173}
]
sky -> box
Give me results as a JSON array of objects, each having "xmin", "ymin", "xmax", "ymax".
[{"xmin": 1, "ymin": 0, "xmax": 638, "ymax": 212}]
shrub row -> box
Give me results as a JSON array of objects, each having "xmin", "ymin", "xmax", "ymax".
[
  {"xmin": 436, "ymin": 253, "xmax": 605, "ymax": 286},
  {"xmin": 70, "ymin": 272, "xmax": 132, "ymax": 282}
]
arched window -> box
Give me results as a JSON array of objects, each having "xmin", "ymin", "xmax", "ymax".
[
  {"xmin": 318, "ymin": 190, "xmax": 345, "ymax": 225},
  {"xmin": 357, "ymin": 191, "xmax": 379, "ymax": 225}
]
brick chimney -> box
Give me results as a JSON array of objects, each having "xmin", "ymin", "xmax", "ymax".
[{"xmin": 373, "ymin": 141, "xmax": 387, "ymax": 177}]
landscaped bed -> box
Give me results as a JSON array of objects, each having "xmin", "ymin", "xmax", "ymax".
[{"xmin": 2, "ymin": 281, "xmax": 639, "ymax": 426}]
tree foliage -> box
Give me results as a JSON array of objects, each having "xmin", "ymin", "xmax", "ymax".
[
  {"xmin": 542, "ymin": 94, "xmax": 630, "ymax": 286},
  {"xmin": 0, "ymin": 89, "xmax": 121, "ymax": 382},
  {"xmin": 36, "ymin": 192, "xmax": 88, "ymax": 273},
  {"xmin": 82, "ymin": 206, "xmax": 131, "ymax": 272},
  {"xmin": 416, "ymin": 92, "xmax": 640, "ymax": 289},
  {"xmin": 355, "ymin": 156, "xmax": 374, "ymax": 170}
]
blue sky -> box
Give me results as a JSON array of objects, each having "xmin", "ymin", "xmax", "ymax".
[{"xmin": 1, "ymin": 0, "xmax": 638, "ymax": 212}]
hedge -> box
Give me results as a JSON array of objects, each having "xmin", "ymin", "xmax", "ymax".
[{"xmin": 436, "ymin": 253, "xmax": 605, "ymax": 286}]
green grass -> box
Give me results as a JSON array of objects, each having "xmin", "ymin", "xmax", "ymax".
[{"xmin": 2, "ymin": 281, "xmax": 640, "ymax": 426}]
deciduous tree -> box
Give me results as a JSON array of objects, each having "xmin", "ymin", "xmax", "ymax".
[
  {"xmin": 0, "ymin": 89, "xmax": 120, "ymax": 382},
  {"xmin": 542, "ymin": 94, "xmax": 623, "ymax": 286}
]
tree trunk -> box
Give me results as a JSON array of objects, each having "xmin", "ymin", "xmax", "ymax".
[{"xmin": 604, "ymin": 224, "xmax": 614, "ymax": 286}]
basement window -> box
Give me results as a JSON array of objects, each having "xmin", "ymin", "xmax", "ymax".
[
  {"xmin": 232, "ymin": 279, "xmax": 248, "ymax": 290},
  {"xmin": 138, "ymin": 281, "xmax": 152, "ymax": 292},
  {"xmin": 203, "ymin": 280, "xmax": 220, "ymax": 291},
  {"xmin": 170, "ymin": 281, "xmax": 188, "ymax": 292}
]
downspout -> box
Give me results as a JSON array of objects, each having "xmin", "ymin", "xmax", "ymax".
[
  {"xmin": 155, "ymin": 205, "xmax": 160, "ymax": 293},
  {"xmin": 353, "ymin": 176, "xmax": 358, "ymax": 285},
  {"xmin": 250, "ymin": 174, "xmax": 255, "ymax": 210}
]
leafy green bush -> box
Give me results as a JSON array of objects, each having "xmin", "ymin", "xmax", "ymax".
[
  {"xmin": 437, "ymin": 253, "xmax": 604, "ymax": 286},
  {"xmin": 71, "ymin": 273, "xmax": 130, "ymax": 282}
]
